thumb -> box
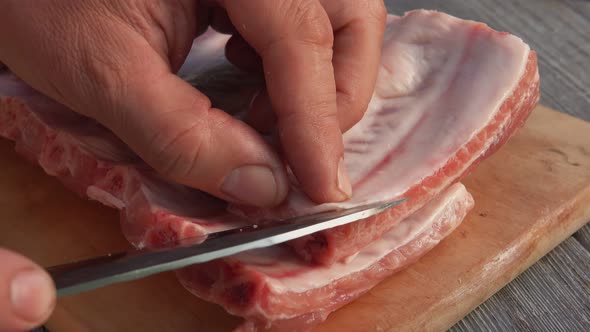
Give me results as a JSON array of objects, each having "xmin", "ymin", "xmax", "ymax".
[
  {"xmin": 0, "ymin": 249, "xmax": 55, "ymax": 332},
  {"xmin": 103, "ymin": 70, "xmax": 289, "ymax": 208}
]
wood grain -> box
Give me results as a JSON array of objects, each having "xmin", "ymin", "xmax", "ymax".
[
  {"xmin": 316, "ymin": 106, "xmax": 590, "ymax": 332},
  {"xmin": 17, "ymin": 1, "xmax": 590, "ymax": 330},
  {"xmin": 384, "ymin": 1, "xmax": 590, "ymax": 330},
  {"xmin": 575, "ymin": 226, "xmax": 590, "ymax": 251},
  {"xmin": 17, "ymin": 1, "xmax": 590, "ymax": 331},
  {"xmin": 23, "ymin": 0, "xmax": 590, "ymax": 332},
  {"xmin": 452, "ymin": 238, "xmax": 590, "ymax": 332},
  {"xmin": 2, "ymin": 105, "xmax": 590, "ymax": 331},
  {"xmin": 0, "ymin": 137, "xmax": 241, "ymax": 332}
]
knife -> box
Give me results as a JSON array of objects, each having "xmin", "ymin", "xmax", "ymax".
[{"xmin": 46, "ymin": 199, "xmax": 405, "ymax": 297}]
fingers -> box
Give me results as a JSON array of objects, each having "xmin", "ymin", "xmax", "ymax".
[
  {"xmin": 103, "ymin": 68, "xmax": 289, "ymax": 208},
  {"xmin": 221, "ymin": 0, "xmax": 351, "ymax": 203},
  {"xmin": 321, "ymin": 0, "xmax": 387, "ymax": 131},
  {"xmin": 0, "ymin": 249, "xmax": 55, "ymax": 332},
  {"xmin": 0, "ymin": 0, "xmax": 289, "ymax": 208},
  {"xmin": 223, "ymin": 0, "xmax": 386, "ymax": 134}
]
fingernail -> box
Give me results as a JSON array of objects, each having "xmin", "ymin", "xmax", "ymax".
[
  {"xmin": 11, "ymin": 269, "xmax": 55, "ymax": 322},
  {"xmin": 221, "ymin": 165, "xmax": 279, "ymax": 207},
  {"xmin": 337, "ymin": 158, "xmax": 352, "ymax": 198}
]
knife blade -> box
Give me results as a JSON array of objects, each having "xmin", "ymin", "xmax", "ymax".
[{"xmin": 46, "ymin": 198, "xmax": 405, "ymax": 297}]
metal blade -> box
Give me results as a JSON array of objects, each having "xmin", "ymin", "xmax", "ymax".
[{"xmin": 47, "ymin": 199, "xmax": 405, "ymax": 297}]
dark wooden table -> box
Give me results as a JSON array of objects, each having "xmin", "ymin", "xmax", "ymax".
[{"xmin": 386, "ymin": 1, "xmax": 590, "ymax": 331}]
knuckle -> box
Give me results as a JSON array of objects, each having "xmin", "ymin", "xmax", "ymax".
[{"xmin": 286, "ymin": 0, "xmax": 333, "ymax": 47}]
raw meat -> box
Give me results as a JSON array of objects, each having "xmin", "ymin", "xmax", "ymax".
[
  {"xmin": 0, "ymin": 9, "xmax": 539, "ymax": 331},
  {"xmin": 230, "ymin": 10, "xmax": 540, "ymax": 264},
  {"xmin": 0, "ymin": 10, "xmax": 539, "ymax": 262},
  {"xmin": 0, "ymin": 72, "xmax": 248, "ymax": 248},
  {"xmin": 177, "ymin": 183, "xmax": 474, "ymax": 332},
  {"xmin": 0, "ymin": 27, "xmax": 260, "ymax": 249}
]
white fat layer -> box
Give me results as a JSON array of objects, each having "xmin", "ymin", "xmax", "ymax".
[
  {"xmin": 337, "ymin": 11, "xmax": 529, "ymax": 207},
  {"xmin": 245, "ymin": 11, "xmax": 531, "ymax": 217},
  {"xmin": 233, "ymin": 183, "xmax": 469, "ymax": 293},
  {"xmin": 86, "ymin": 186, "xmax": 125, "ymax": 209},
  {"xmin": 1, "ymin": 11, "xmax": 530, "ymax": 224}
]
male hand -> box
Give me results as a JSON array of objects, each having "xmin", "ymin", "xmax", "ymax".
[
  {"xmin": 0, "ymin": 2, "xmax": 385, "ymax": 328},
  {"xmin": 0, "ymin": 0, "xmax": 386, "ymax": 207}
]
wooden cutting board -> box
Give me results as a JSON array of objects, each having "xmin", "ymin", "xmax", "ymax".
[{"xmin": 0, "ymin": 105, "xmax": 589, "ymax": 332}]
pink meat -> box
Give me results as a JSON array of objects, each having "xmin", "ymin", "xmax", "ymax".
[
  {"xmin": 231, "ymin": 10, "xmax": 540, "ymax": 264},
  {"xmin": 178, "ymin": 183, "xmax": 473, "ymax": 331},
  {"xmin": 0, "ymin": 26, "xmax": 262, "ymax": 249},
  {"xmin": 0, "ymin": 11, "xmax": 538, "ymax": 262},
  {"xmin": 0, "ymin": 77, "xmax": 247, "ymax": 248},
  {"xmin": 0, "ymin": 9, "xmax": 537, "ymax": 332}
]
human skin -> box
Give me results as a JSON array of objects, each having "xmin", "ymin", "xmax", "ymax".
[{"xmin": 0, "ymin": 1, "xmax": 386, "ymax": 330}]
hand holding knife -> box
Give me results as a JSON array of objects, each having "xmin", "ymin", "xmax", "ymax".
[{"xmin": 47, "ymin": 199, "xmax": 405, "ymax": 297}]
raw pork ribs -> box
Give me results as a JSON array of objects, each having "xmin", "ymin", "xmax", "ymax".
[{"xmin": 0, "ymin": 10, "xmax": 539, "ymax": 332}]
